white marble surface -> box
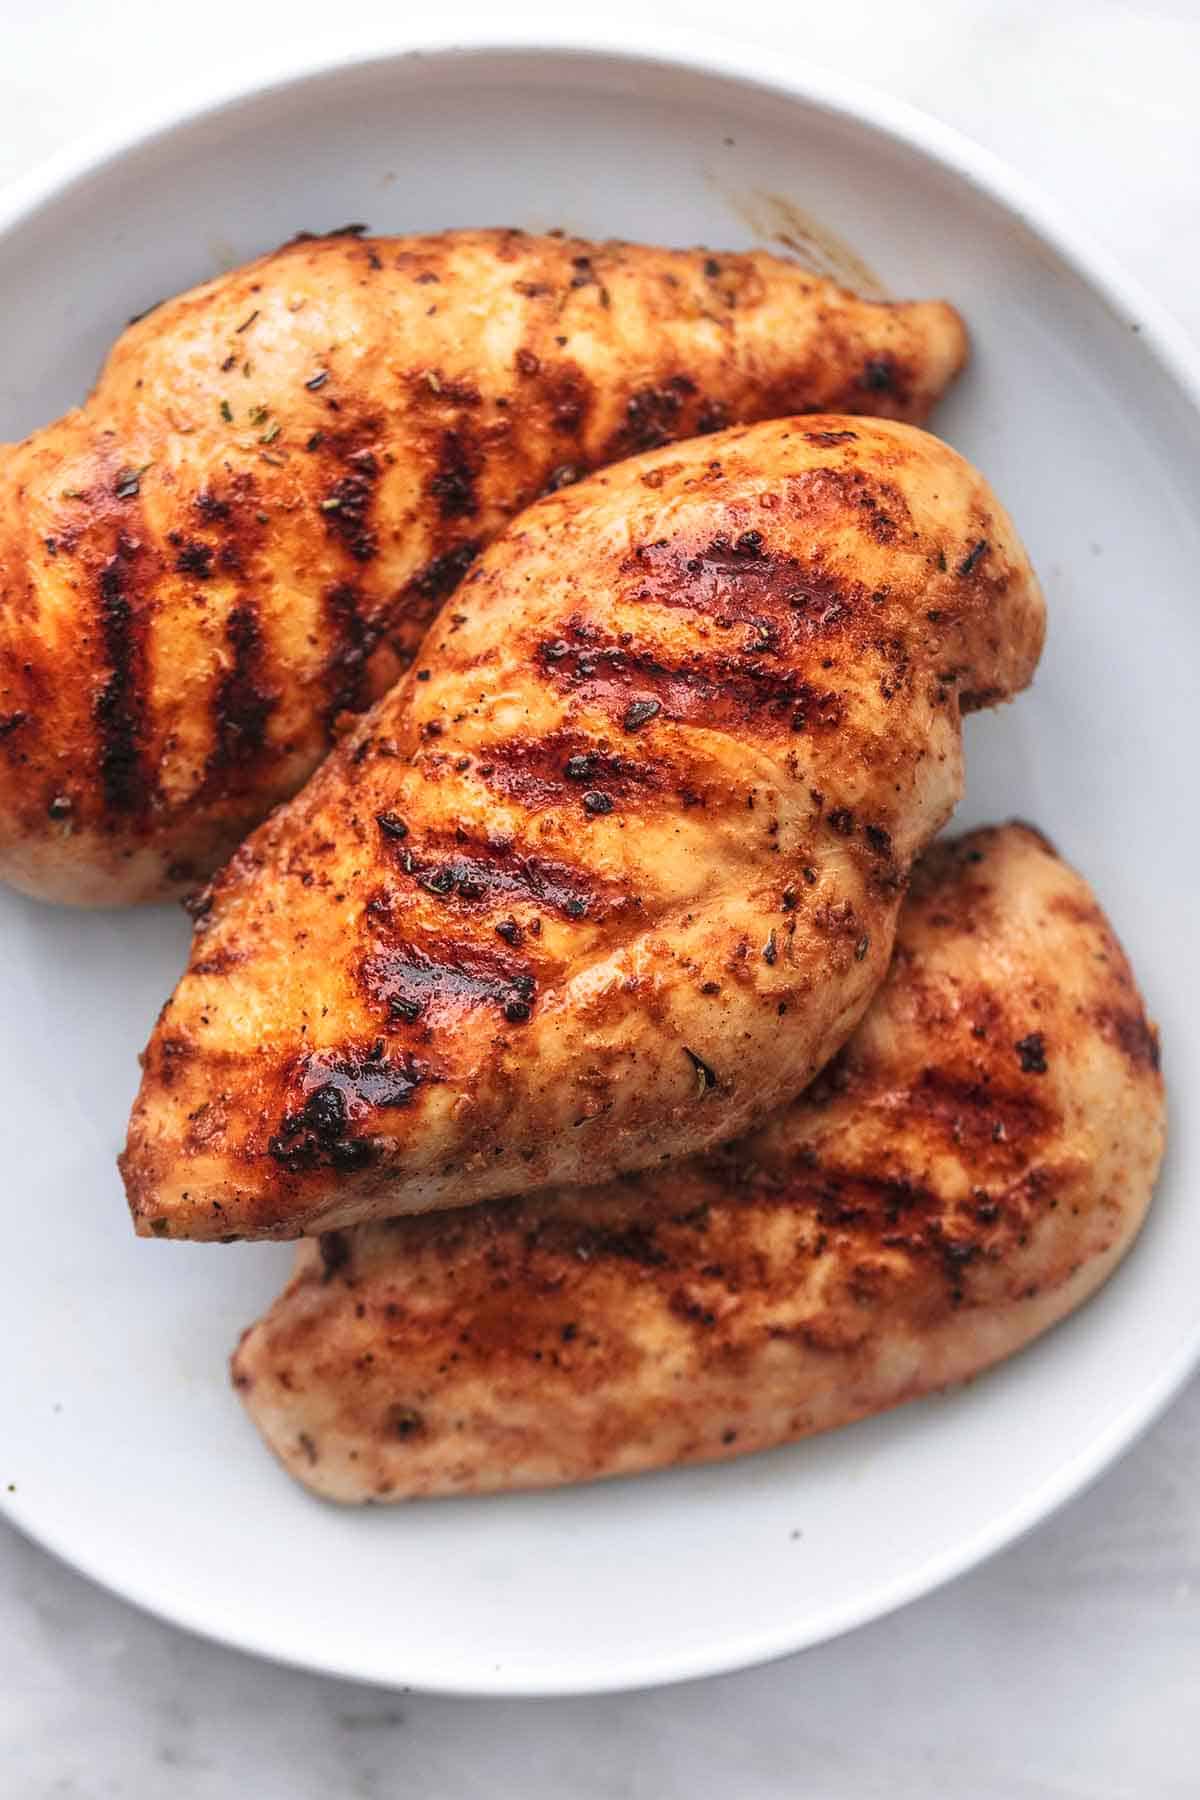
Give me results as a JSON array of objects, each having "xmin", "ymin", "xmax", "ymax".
[{"xmin": 2, "ymin": 1, "xmax": 1198, "ymax": 1792}]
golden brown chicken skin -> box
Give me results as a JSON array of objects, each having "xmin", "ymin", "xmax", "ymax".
[
  {"xmin": 121, "ymin": 416, "xmax": 1044, "ymax": 1242},
  {"xmin": 0, "ymin": 227, "xmax": 967, "ymax": 905},
  {"xmin": 232, "ymin": 824, "xmax": 1165, "ymax": 1502}
]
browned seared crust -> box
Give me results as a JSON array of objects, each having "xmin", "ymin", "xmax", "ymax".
[
  {"xmin": 232, "ymin": 824, "xmax": 1165, "ymax": 1502},
  {"xmin": 0, "ymin": 227, "xmax": 967, "ymax": 905},
  {"xmin": 121, "ymin": 416, "xmax": 1043, "ymax": 1241}
]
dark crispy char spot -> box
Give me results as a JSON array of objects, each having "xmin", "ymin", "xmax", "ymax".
[
  {"xmin": 1096, "ymin": 1007, "xmax": 1161, "ymax": 1074},
  {"xmin": 0, "ymin": 711, "xmax": 28, "ymax": 739},
  {"xmin": 374, "ymin": 833, "xmax": 629, "ymax": 924},
  {"xmin": 286, "ymin": 222, "xmax": 369, "ymax": 245},
  {"xmin": 361, "ymin": 940, "xmax": 536, "ymax": 1025},
  {"xmin": 207, "ymin": 603, "xmax": 275, "ymax": 775},
  {"xmin": 94, "ymin": 534, "xmax": 150, "ymax": 813},
  {"xmin": 695, "ymin": 400, "xmax": 730, "ymax": 435},
  {"xmin": 858, "ymin": 355, "xmax": 897, "ymax": 394},
  {"xmin": 608, "ymin": 374, "xmax": 697, "ymax": 455},
  {"xmin": 473, "ymin": 733, "xmax": 659, "ymax": 812},
  {"xmin": 173, "ymin": 538, "xmax": 214, "ymax": 579},
  {"xmin": 269, "ymin": 1049, "xmax": 423, "ymax": 1172},
  {"xmin": 195, "ymin": 490, "xmax": 231, "ymax": 523},
  {"xmin": 386, "ymin": 1405, "xmax": 426, "ymax": 1440},
  {"xmin": 1015, "ymin": 1032, "xmax": 1048, "ymax": 1074},
  {"xmin": 323, "ymin": 583, "xmax": 377, "ymax": 728},
  {"xmin": 537, "ymin": 626, "xmax": 844, "ymax": 740},
  {"xmin": 190, "ymin": 943, "xmax": 243, "ymax": 979},
  {"xmin": 429, "ymin": 428, "xmax": 479, "ymax": 520},
  {"xmin": 623, "ymin": 698, "xmax": 661, "ymax": 732}
]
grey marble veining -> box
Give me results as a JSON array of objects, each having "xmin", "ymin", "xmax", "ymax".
[{"xmin": 2, "ymin": 2, "xmax": 1198, "ymax": 1793}]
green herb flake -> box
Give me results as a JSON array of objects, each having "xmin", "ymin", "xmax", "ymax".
[
  {"xmin": 114, "ymin": 462, "xmax": 153, "ymax": 500},
  {"xmin": 235, "ymin": 307, "xmax": 259, "ymax": 334},
  {"xmin": 683, "ymin": 1046, "xmax": 718, "ymax": 1098},
  {"xmin": 259, "ymin": 420, "xmax": 281, "ymax": 444},
  {"xmin": 219, "ymin": 399, "xmax": 233, "ymax": 423}
]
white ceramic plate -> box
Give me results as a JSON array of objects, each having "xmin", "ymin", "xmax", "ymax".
[{"xmin": 1, "ymin": 30, "xmax": 1197, "ymax": 1698}]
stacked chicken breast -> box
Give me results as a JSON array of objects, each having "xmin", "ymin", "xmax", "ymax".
[{"xmin": 0, "ymin": 229, "xmax": 1163, "ymax": 1501}]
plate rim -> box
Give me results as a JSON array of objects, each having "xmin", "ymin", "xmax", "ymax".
[{"xmin": 2, "ymin": 22, "xmax": 1197, "ymax": 1698}]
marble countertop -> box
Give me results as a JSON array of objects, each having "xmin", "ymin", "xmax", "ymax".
[{"xmin": 3, "ymin": 3, "xmax": 1198, "ymax": 1793}]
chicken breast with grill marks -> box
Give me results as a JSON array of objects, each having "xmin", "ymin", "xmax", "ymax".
[
  {"xmin": 121, "ymin": 416, "xmax": 1044, "ymax": 1242},
  {"xmin": 232, "ymin": 824, "xmax": 1164, "ymax": 1502},
  {"xmin": 0, "ymin": 227, "xmax": 967, "ymax": 905}
]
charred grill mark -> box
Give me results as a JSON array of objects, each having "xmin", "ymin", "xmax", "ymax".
[
  {"xmin": 473, "ymin": 732, "xmax": 659, "ymax": 813},
  {"xmin": 361, "ymin": 940, "xmax": 537, "ymax": 1027},
  {"xmin": 624, "ymin": 536, "xmax": 870, "ymax": 643},
  {"xmin": 94, "ymin": 533, "xmax": 150, "ymax": 814},
  {"xmin": 323, "ymin": 583, "xmax": 377, "ymax": 729},
  {"xmin": 320, "ymin": 450, "xmax": 378, "ymax": 563},
  {"xmin": 396, "ymin": 541, "xmax": 481, "ymax": 637},
  {"xmin": 428, "ymin": 428, "xmax": 480, "ymax": 520},
  {"xmin": 207, "ymin": 602, "xmax": 276, "ymax": 775},
  {"xmin": 537, "ymin": 628, "xmax": 844, "ymax": 740},
  {"xmin": 903, "ymin": 1066, "xmax": 1056, "ymax": 1155},
  {"xmin": 676, "ymin": 1151, "xmax": 1053, "ymax": 1303},
  {"xmin": 373, "ymin": 828, "xmax": 629, "ymax": 924},
  {"xmin": 269, "ymin": 1048, "xmax": 424, "ymax": 1173}
]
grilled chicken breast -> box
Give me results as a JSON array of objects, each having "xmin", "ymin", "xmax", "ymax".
[
  {"xmin": 232, "ymin": 824, "xmax": 1165, "ymax": 1502},
  {"xmin": 0, "ymin": 227, "xmax": 967, "ymax": 905},
  {"xmin": 122, "ymin": 416, "xmax": 1044, "ymax": 1242}
]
